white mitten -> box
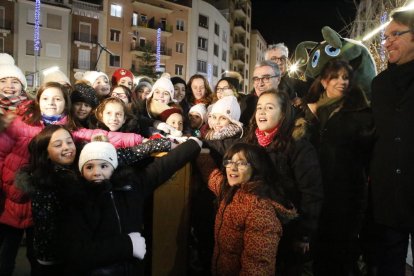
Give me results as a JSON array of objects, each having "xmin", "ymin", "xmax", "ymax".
[
  {"xmin": 189, "ymin": 137, "xmax": 203, "ymax": 148},
  {"xmin": 170, "ymin": 128, "xmax": 183, "ymax": 137},
  {"xmin": 167, "ymin": 135, "xmax": 188, "ymax": 144},
  {"xmin": 128, "ymin": 232, "xmax": 146, "ymax": 260}
]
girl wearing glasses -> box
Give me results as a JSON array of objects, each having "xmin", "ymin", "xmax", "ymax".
[{"xmin": 196, "ymin": 143, "xmax": 296, "ymax": 275}]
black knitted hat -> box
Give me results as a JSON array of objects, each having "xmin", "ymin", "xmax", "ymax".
[{"xmin": 71, "ymin": 83, "xmax": 99, "ymax": 108}]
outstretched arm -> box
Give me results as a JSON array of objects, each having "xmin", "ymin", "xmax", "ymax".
[{"xmin": 117, "ymin": 138, "xmax": 171, "ymax": 167}]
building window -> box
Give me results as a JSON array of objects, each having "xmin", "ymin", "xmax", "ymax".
[
  {"xmin": 197, "ymin": 60, "xmax": 207, "ymax": 73},
  {"xmin": 132, "ymin": 13, "xmax": 138, "ymax": 26},
  {"xmin": 247, "ymin": 7, "xmax": 251, "ymax": 17},
  {"xmin": 139, "ymin": 38, "xmax": 146, "ymax": 47},
  {"xmin": 47, "ymin": 14, "xmax": 62, "ymax": 30},
  {"xmin": 176, "ymin": 42, "xmax": 184, "ymax": 53},
  {"xmin": 27, "ymin": 9, "xmax": 39, "ymax": 25},
  {"xmin": 213, "ymin": 44, "xmax": 218, "ymax": 57},
  {"xmin": 222, "ymin": 30, "xmax": 227, "ymax": 42},
  {"xmin": 140, "ymin": 14, "xmax": 147, "ymax": 23},
  {"xmin": 175, "ymin": 64, "xmax": 183, "ymax": 76},
  {"xmin": 213, "ymin": 65, "xmax": 218, "ymax": 77},
  {"xmin": 110, "ymin": 29, "xmax": 121, "ymax": 42},
  {"xmin": 0, "ymin": 37, "xmax": 4, "ymax": 52},
  {"xmin": 247, "ymin": 23, "xmax": 250, "ymax": 32},
  {"xmin": 78, "ymin": 49, "xmax": 91, "ymax": 70},
  {"xmin": 26, "ymin": 73, "xmax": 34, "ymax": 87},
  {"xmin": 79, "ymin": 22, "xmax": 91, "ymax": 42},
  {"xmin": 222, "ymin": 49, "xmax": 227, "ymax": 62},
  {"xmin": 247, "ymin": 38, "xmax": 249, "ymax": 48},
  {"xmin": 110, "ymin": 4, "xmax": 122, "ymax": 17},
  {"xmin": 45, "ymin": 43, "xmax": 61, "ymax": 58},
  {"xmin": 198, "ymin": 37, "xmax": 208, "ymax": 51},
  {"xmin": 26, "ymin": 40, "xmax": 35, "ymax": 55},
  {"xmin": 110, "ymin": 55, "xmax": 121, "ymax": 67},
  {"xmin": 199, "ymin": 14, "xmax": 208, "ymax": 29},
  {"xmin": 214, "ymin": 23, "xmax": 219, "ymax": 36},
  {"xmin": 176, "ymin": 19, "xmax": 184, "ymax": 31},
  {"xmin": 245, "ymin": 69, "xmax": 248, "ymax": 79},
  {"xmin": 0, "ymin": 7, "xmax": 5, "ymax": 29}
]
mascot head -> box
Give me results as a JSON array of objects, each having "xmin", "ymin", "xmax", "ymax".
[{"xmin": 295, "ymin": 26, "xmax": 377, "ymax": 99}]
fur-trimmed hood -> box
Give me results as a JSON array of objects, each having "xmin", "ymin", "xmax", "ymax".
[
  {"xmin": 292, "ymin": 117, "xmax": 308, "ymax": 141},
  {"xmin": 14, "ymin": 168, "xmax": 36, "ymax": 195}
]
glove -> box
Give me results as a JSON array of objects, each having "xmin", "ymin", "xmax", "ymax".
[
  {"xmin": 154, "ymin": 122, "xmax": 172, "ymax": 134},
  {"xmin": 128, "ymin": 232, "xmax": 146, "ymax": 260},
  {"xmin": 189, "ymin": 137, "xmax": 203, "ymax": 148}
]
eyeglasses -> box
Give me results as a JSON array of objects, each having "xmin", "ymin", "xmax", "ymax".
[
  {"xmin": 382, "ymin": 30, "xmax": 413, "ymax": 45},
  {"xmin": 223, "ymin": 160, "xmax": 251, "ymax": 170},
  {"xmin": 111, "ymin": 92, "xmax": 128, "ymax": 99},
  {"xmin": 216, "ymin": 86, "xmax": 229, "ymax": 93},
  {"xmin": 252, "ymin": 75, "xmax": 279, "ymax": 84},
  {"xmin": 270, "ymin": 56, "xmax": 287, "ymax": 63}
]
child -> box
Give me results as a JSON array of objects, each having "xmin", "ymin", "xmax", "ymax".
[
  {"xmin": 95, "ymin": 97, "xmax": 140, "ymax": 133},
  {"xmin": 188, "ymin": 104, "xmax": 207, "ymax": 138},
  {"xmin": 158, "ymin": 107, "xmax": 184, "ymax": 132},
  {"xmin": 110, "ymin": 85, "xmax": 132, "ymax": 105},
  {"xmin": 75, "ymin": 71, "xmax": 110, "ymax": 100},
  {"xmin": 15, "ymin": 125, "xmax": 173, "ymax": 275},
  {"xmin": 70, "ymin": 83, "xmax": 99, "ymax": 129},
  {"xmin": 111, "ymin": 68, "xmax": 134, "ymax": 90},
  {"xmin": 59, "ymin": 135, "xmax": 202, "ymax": 275},
  {"xmin": 0, "ymin": 53, "xmax": 28, "ymax": 133},
  {"xmin": 204, "ymin": 95, "xmax": 243, "ymax": 140},
  {"xmin": 196, "ymin": 143, "xmax": 296, "ymax": 275}
]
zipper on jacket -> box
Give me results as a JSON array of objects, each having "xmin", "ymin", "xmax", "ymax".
[{"xmin": 109, "ymin": 191, "xmax": 122, "ymax": 233}]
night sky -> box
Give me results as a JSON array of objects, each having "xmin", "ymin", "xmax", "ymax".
[{"xmin": 251, "ymin": 0, "xmax": 360, "ymax": 53}]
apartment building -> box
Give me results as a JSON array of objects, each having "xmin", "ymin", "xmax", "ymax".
[
  {"xmin": 249, "ymin": 29, "xmax": 267, "ymax": 91},
  {"xmin": 71, "ymin": 0, "xmax": 102, "ymax": 84},
  {"xmin": 0, "ymin": 0, "xmax": 14, "ymax": 55},
  {"xmin": 188, "ymin": 0, "xmax": 230, "ymax": 86},
  {"xmin": 15, "ymin": 0, "xmax": 71, "ymax": 88}
]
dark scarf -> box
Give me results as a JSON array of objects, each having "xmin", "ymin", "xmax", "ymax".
[
  {"xmin": 315, "ymin": 92, "xmax": 344, "ymax": 130},
  {"xmin": 255, "ymin": 124, "xmax": 280, "ymax": 147},
  {"xmin": 0, "ymin": 92, "xmax": 27, "ymax": 115}
]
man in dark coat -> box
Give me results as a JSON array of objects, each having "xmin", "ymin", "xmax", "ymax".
[{"xmin": 370, "ymin": 8, "xmax": 414, "ymax": 275}]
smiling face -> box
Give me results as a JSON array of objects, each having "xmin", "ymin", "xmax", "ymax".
[
  {"xmin": 253, "ymin": 65, "xmax": 280, "ymax": 96},
  {"xmin": 152, "ymin": 89, "xmax": 171, "ymax": 104},
  {"xmin": 166, "ymin": 112, "xmax": 184, "ymax": 131},
  {"xmin": 174, "ymin": 83, "xmax": 186, "ymax": 103},
  {"xmin": 118, "ymin": 76, "xmax": 133, "ymax": 90},
  {"xmin": 72, "ymin": 102, "xmax": 93, "ymax": 120},
  {"xmin": 39, "ymin": 87, "xmax": 66, "ymax": 116},
  {"xmin": 321, "ymin": 68, "xmax": 350, "ymax": 98},
  {"xmin": 255, "ymin": 93, "xmax": 283, "ymax": 133},
  {"xmin": 47, "ymin": 128, "xmax": 76, "ymax": 166},
  {"xmin": 191, "ymin": 78, "xmax": 206, "ymax": 100},
  {"xmin": 93, "ymin": 76, "xmax": 111, "ymax": 97},
  {"xmin": 0, "ymin": 77, "xmax": 23, "ymax": 97},
  {"xmin": 226, "ymin": 151, "xmax": 252, "ymax": 186},
  {"xmin": 111, "ymin": 86, "xmax": 129, "ymax": 104},
  {"xmin": 384, "ymin": 20, "xmax": 414, "ymax": 65},
  {"xmin": 101, "ymin": 102, "xmax": 126, "ymax": 131},
  {"xmin": 210, "ymin": 114, "xmax": 231, "ymax": 132},
  {"xmin": 82, "ymin": 160, "xmax": 114, "ymax": 183}
]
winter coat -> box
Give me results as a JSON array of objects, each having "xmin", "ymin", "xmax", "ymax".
[
  {"xmin": 59, "ymin": 139, "xmax": 201, "ymax": 276},
  {"xmin": 302, "ymin": 87, "xmax": 375, "ymax": 237},
  {"xmin": 370, "ymin": 60, "xmax": 414, "ymax": 229},
  {"xmin": 0, "ymin": 114, "xmax": 145, "ymax": 229},
  {"xmin": 196, "ymin": 154, "xmax": 296, "ymax": 276}
]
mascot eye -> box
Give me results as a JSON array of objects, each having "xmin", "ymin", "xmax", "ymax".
[
  {"xmin": 311, "ymin": 50, "xmax": 320, "ymax": 68},
  {"xmin": 325, "ymin": 45, "xmax": 341, "ymax": 57}
]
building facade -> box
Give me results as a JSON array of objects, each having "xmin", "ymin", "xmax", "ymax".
[{"xmin": 249, "ymin": 29, "xmax": 266, "ymax": 91}]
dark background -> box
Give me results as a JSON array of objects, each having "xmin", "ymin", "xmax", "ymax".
[{"xmin": 251, "ymin": 0, "xmax": 360, "ymax": 54}]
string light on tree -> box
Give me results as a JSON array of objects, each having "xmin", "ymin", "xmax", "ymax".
[{"xmin": 156, "ymin": 28, "xmax": 161, "ymax": 73}]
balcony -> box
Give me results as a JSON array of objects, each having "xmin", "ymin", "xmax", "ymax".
[
  {"xmin": 234, "ymin": 2, "xmax": 246, "ymax": 18},
  {"xmin": 73, "ymin": 33, "xmax": 98, "ymax": 48},
  {"xmin": 233, "ymin": 37, "xmax": 245, "ymax": 50},
  {"xmin": 131, "ymin": 20, "xmax": 172, "ymax": 37},
  {"xmin": 72, "ymin": 0, "xmax": 102, "ymax": 11},
  {"xmin": 0, "ymin": 20, "xmax": 12, "ymax": 37},
  {"xmin": 233, "ymin": 20, "xmax": 246, "ymax": 34},
  {"xmin": 131, "ymin": 42, "xmax": 172, "ymax": 60},
  {"xmin": 232, "ymin": 54, "xmax": 245, "ymax": 66},
  {"xmin": 132, "ymin": 1, "xmax": 173, "ymax": 14}
]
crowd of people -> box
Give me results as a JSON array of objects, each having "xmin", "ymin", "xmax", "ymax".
[{"xmin": 0, "ymin": 7, "xmax": 413, "ymax": 276}]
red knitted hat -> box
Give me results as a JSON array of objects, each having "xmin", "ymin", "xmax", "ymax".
[
  {"xmin": 111, "ymin": 68, "xmax": 134, "ymax": 86},
  {"xmin": 158, "ymin": 107, "xmax": 182, "ymax": 122}
]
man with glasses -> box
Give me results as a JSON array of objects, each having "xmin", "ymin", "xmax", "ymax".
[
  {"xmin": 265, "ymin": 43, "xmax": 309, "ymax": 106},
  {"xmin": 239, "ymin": 60, "xmax": 280, "ymax": 125},
  {"xmin": 370, "ymin": 8, "xmax": 414, "ymax": 275}
]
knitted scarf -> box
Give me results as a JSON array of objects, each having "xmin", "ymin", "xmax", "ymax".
[
  {"xmin": 42, "ymin": 114, "xmax": 64, "ymax": 125},
  {"xmin": 0, "ymin": 92, "xmax": 28, "ymax": 115},
  {"xmin": 204, "ymin": 123, "xmax": 242, "ymax": 140},
  {"xmin": 255, "ymin": 124, "xmax": 280, "ymax": 147}
]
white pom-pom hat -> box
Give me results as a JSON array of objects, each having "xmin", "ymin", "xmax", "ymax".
[{"xmin": 0, "ymin": 53, "xmax": 27, "ymax": 89}]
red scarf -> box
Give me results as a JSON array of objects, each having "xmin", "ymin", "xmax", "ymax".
[{"xmin": 255, "ymin": 125, "xmax": 280, "ymax": 147}]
